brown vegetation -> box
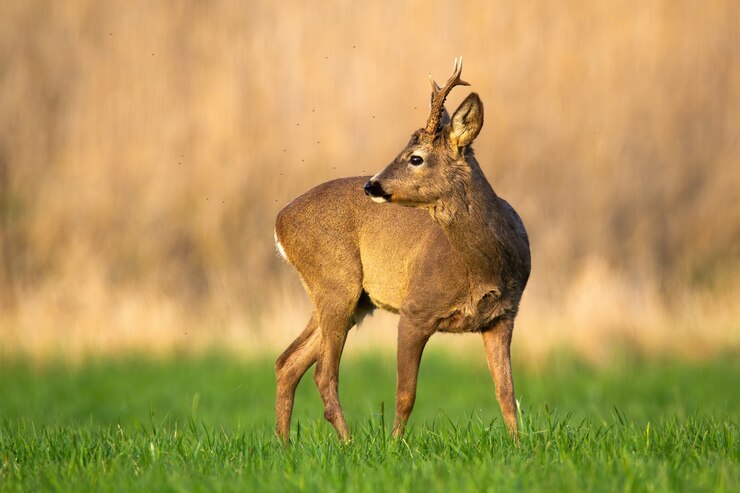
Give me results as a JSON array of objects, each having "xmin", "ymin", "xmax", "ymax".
[{"xmin": 0, "ymin": 0, "xmax": 738, "ymax": 361}]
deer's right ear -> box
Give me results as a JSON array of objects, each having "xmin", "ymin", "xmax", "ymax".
[{"xmin": 447, "ymin": 93, "xmax": 484, "ymax": 150}]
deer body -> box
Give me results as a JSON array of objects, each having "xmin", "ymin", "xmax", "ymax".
[{"xmin": 274, "ymin": 59, "xmax": 530, "ymax": 441}]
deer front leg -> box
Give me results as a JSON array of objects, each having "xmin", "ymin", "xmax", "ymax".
[
  {"xmin": 481, "ymin": 318, "xmax": 518, "ymax": 441},
  {"xmin": 392, "ymin": 319, "xmax": 430, "ymax": 438}
]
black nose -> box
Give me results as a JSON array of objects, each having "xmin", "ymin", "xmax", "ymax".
[{"xmin": 363, "ymin": 179, "xmax": 386, "ymax": 198}]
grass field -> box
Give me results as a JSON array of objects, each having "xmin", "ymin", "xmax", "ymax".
[{"xmin": 0, "ymin": 350, "xmax": 738, "ymax": 492}]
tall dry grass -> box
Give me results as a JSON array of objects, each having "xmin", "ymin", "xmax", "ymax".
[{"xmin": 1, "ymin": 0, "xmax": 739, "ymax": 361}]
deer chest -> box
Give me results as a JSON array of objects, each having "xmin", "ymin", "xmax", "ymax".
[{"xmin": 433, "ymin": 290, "xmax": 514, "ymax": 333}]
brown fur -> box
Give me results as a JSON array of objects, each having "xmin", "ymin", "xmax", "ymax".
[{"xmin": 274, "ymin": 61, "xmax": 531, "ymax": 442}]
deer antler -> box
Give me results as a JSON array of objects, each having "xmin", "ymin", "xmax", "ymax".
[{"xmin": 424, "ymin": 56, "xmax": 470, "ymax": 135}]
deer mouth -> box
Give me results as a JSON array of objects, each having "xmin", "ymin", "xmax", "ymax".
[{"xmin": 363, "ymin": 180, "xmax": 391, "ymax": 203}]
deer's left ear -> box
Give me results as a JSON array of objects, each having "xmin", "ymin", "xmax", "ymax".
[{"xmin": 447, "ymin": 93, "xmax": 483, "ymax": 149}]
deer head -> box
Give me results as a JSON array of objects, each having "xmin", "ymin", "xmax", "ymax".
[{"xmin": 364, "ymin": 57, "xmax": 484, "ymax": 207}]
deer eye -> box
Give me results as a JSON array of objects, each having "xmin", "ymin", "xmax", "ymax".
[{"xmin": 410, "ymin": 155, "xmax": 424, "ymax": 166}]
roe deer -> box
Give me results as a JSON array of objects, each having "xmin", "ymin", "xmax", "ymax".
[{"xmin": 274, "ymin": 58, "xmax": 530, "ymax": 442}]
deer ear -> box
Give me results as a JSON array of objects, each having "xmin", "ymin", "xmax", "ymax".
[
  {"xmin": 447, "ymin": 93, "xmax": 483, "ymax": 149},
  {"xmin": 440, "ymin": 107, "xmax": 451, "ymax": 127}
]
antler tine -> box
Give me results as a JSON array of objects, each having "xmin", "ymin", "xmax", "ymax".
[
  {"xmin": 429, "ymin": 74, "xmax": 441, "ymax": 93},
  {"xmin": 424, "ymin": 56, "xmax": 470, "ymax": 134}
]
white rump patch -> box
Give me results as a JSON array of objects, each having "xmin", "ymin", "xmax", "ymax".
[{"xmin": 274, "ymin": 229, "xmax": 289, "ymax": 262}]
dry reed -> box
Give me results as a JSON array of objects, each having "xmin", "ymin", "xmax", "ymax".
[{"xmin": 0, "ymin": 0, "xmax": 738, "ymax": 361}]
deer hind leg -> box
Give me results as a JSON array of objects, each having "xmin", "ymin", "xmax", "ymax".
[
  {"xmin": 275, "ymin": 313, "xmax": 320, "ymax": 442},
  {"xmin": 312, "ymin": 294, "xmax": 359, "ymax": 441},
  {"xmin": 481, "ymin": 318, "xmax": 518, "ymax": 441},
  {"xmin": 392, "ymin": 317, "xmax": 430, "ymax": 438}
]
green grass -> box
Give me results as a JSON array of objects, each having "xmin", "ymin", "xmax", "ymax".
[{"xmin": 0, "ymin": 350, "xmax": 738, "ymax": 492}]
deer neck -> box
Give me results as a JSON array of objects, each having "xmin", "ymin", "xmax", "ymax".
[{"xmin": 429, "ymin": 158, "xmax": 507, "ymax": 286}]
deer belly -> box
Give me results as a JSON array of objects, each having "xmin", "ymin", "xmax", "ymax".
[
  {"xmin": 360, "ymin": 259, "xmax": 408, "ymax": 313},
  {"xmin": 361, "ymin": 278, "xmax": 403, "ymax": 313}
]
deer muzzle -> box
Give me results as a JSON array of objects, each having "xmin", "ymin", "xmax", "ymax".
[{"xmin": 363, "ymin": 179, "xmax": 390, "ymax": 203}]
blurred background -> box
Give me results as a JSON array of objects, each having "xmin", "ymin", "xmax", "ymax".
[{"xmin": 0, "ymin": 0, "xmax": 738, "ymax": 361}]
